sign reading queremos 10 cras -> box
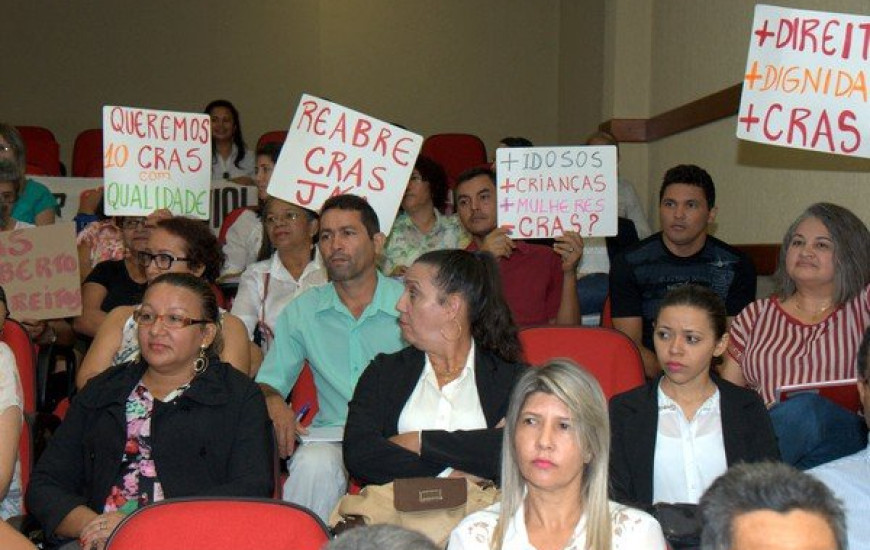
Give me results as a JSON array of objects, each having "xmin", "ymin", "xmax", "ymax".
[
  {"xmin": 102, "ymin": 106, "xmax": 212, "ymax": 218},
  {"xmin": 267, "ymin": 94, "xmax": 423, "ymax": 235},
  {"xmin": 496, "ymin": 145, "xmax": 618, "ymax": 238},
  {"xmin": 738, "ymin": 5, "xmax": 870, "ymax": 157}
]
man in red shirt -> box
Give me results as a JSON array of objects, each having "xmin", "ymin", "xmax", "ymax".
[{"xmin": 454, "ymin": 166, "xmax": 583, "ymax": 326}]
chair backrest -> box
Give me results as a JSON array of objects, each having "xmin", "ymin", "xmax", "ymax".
[
  {"xmin": 600, "ymin": 293, "xmax": 613, "ymax": 328},
  {"xmin": 16, "ymin": 125, "xmax": 62, "ymax": 176},
  {"xmin": 519, "ymin": 326, "xmax": 645, "ymax": 399},
  {"xmin": 257, "ymin": 130, "xmax": 288, "ymax": 149},
  {"xmin": 420, "ymin": 133, "xmax": 487, "ymax": 188},
  {"xmin": 218, "ymin": 206, "xmax": 256, "ymax": 246},
  {"xmin": 105, "ymin": 497, "xmax": 330, "ymax": 550},
  {"xmin": 72, "ymin": 129, "xmax": 104, "ymax": 178}
]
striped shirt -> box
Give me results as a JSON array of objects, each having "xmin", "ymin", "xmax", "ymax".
[{"xmin": 728, "ymin": 283, "xmax": 870, "ymax": 404}]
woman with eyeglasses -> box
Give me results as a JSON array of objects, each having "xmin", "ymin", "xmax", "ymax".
[
  {"xmin": 28, "ymin": 273, "xmax": 273, "ymax": 550},
  {"xmin": 77, "ymin": 217, "xmax": 252, "ymax": 389},
  {"xmin": 380, "ymin": 155, "xmax": 469, "ymax": 278},
  {"xmin": 73, "ymin": 216, "xmax": 150, "ymax": 338},
  {"xmin": 0, "ymin": 123, "xmax": 56, "ymax": 226},
  {"xmin": 230, "ymin": 197, "xmax": 326, "ymax": 359}
]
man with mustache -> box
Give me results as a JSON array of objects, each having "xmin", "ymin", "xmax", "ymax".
[
  {"xmin": 609, "ymin": 164, "xmax": 756, "ymax": 378},
  {"xmin": 256, "ymin": 194, "xmax": 404, "ymax": 522},
  {"xmin": 454, "ymin": 166, "xmax": 583, "ymax": 327}
]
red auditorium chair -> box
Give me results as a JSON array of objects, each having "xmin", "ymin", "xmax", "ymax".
[
  {"xmin": 421, "ymin": 133, "xmax": 488, "ymax": 187},
  {"xmin": 106, "ymin": 497, "xmax": 330, "ymax": 550},
  {"xmin": 72, "ymin": 129, "xmax": 104, "ymax": 177},
  {"xmin": 16, "ymin": 125, "xmax": 62, "ymax": 176},
  {"xmin": 257, "ymin": 130, "xmax": 288, "ymax": 149},
  {"xmin": 519, "ymin": 326, "xmax": 645, "ymax": 399}
]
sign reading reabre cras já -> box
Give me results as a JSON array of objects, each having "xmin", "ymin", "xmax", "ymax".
[
  {"xmin": 496, "ymin": 145, "xmax": 618, "ymax": 239},
  {"xmin": 738, "ymin": 5, "xmax": 870, "ymax": 157},
  {"xmin": 0, "ymin": 223, "xmax": 81, "ymax": 320},
  {"xmin": 267, "ymin": 94, "xmax": 423, "ymax": 235},
  {"xmin": 102, "ymin": 106, "xmax": 211, "ymax": 218}
]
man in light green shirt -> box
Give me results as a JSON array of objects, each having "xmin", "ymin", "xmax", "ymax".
[{"xmin": 257, "ymin": 194, "xmax": 404, "ymax": 521}]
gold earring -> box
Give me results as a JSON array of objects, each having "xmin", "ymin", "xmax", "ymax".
[{"xmin": 193, "ymin": 346, "xmax": 208, "ymax": 374}]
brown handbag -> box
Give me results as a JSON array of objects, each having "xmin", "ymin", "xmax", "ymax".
[{"xmin": 330, "ymin": 477, "xmax": 499, "ymax": 547}]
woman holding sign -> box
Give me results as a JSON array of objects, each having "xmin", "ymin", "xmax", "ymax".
[
  {"xmin": 721, "ymin": 203, "xmax": 870, "ymax": 468},
  {"xmin": 205, "ymin": 100, "xmax": 254, "ymax": 186},
  {"xmin": 78, "ymin": 217, "xmax": 252, "ymax": 388}
]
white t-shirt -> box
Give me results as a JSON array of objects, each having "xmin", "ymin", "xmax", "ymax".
[{"xmin": 0, "ymin": 342, "xmax": 23, "ymax": 520}]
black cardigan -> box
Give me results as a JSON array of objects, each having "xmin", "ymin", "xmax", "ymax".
[
  {"xmin": 26, "ymin": 358, "xmax": 274, "ymax": 539},
  {"xmin": 343, "ymin": 345, "xmax": 525, "ymax": 485},
  {"xmin": 609, "ymin": 374, "xmax": 780, "ymax": 506}
]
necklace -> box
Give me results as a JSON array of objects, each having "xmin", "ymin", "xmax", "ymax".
[{"xmin": 792, "ymin": 298, "xmax": 834, "ymax": 316}]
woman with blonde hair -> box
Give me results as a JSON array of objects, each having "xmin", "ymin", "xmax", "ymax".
[{"xmin": 449, "ymin": 361, "xmax": 665, "ymax": 550}]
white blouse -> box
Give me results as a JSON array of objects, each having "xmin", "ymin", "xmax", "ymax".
[
  {"xmin": 449, "ymin": 500, "xmax": 666, "ymax": 550},
  {"xmin": 652, "ymin": 383, "xmax": 727, "ymax": 504},
  {"xmin": 397, "ymin": 341, "xmax": 486, "ymax": 436},
  {"xmin": 211, "ymin": 143, "xmax": 255, "ymax": 181}
]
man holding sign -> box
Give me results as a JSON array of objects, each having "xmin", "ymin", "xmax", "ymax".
[{"xmin": 455, "ymin": 166, "xmax": 583, "ymax": 326}]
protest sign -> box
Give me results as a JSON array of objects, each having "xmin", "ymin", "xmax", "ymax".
[
  {"xmin": 267, "ymin": 94, "xmax": 423, "ymax": 235},
  {"xmin": 102, "ymin": 106, "xmax": 212, "ymax": 218},
  {"xmin": 495, "ymin": 145, "xmax": 618, "ymax": 238},
  {"xmin": 737, "ymin": 5, "xmax": 870, "ymax": 157},
  {"xmin": 0, "ymin": 223, "xmax": 81, "ymax": 320}
]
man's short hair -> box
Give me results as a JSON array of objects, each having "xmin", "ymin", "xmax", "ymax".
[
  {"xmin": 453, "ymin": 165, "xmax": 497, "ymax": 207},
  {"xmin": 659, "ymin": 164, "xmax": 716, "ymax": 208},
  {"xmin": 320, "ymin": 194, "xmax": 380, "ymax": 238},
  {"xmin": 326, "ymin": 525, "xmax": 438, "ymax": 550},
  {"xmin": 699, "ymin": 462, "xmax": 846, "ymax": 550}
]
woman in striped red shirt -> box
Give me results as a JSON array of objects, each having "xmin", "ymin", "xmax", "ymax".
[{"xmin": 721, "ymin": 203, "xmax": 870, "ymax": 469}]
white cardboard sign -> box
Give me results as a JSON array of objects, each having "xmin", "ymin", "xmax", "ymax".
[
  {"xmin": 102, "ymin": 106, "xmax": 212, "ymax": 218},
  {"xmin": 267, "ymin": 94, "xmax": 423, "ymax": 235},
  {"xmin": 737, "ymin": 5, "xmax": 870, "ymax": 157},
  {"xmin": 495, "ymin": 145, "xmax": 618, "ymax": 238}
]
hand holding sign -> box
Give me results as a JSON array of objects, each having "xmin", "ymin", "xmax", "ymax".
[{"xmin": 267, "ymin": 94, "xmax": 423, "ymax": 234}]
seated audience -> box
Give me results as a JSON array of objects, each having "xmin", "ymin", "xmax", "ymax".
[
  {"xmin": 74, "ymin": 216, "xmax": 149, "ymax": 338},
  {"xmin": 231, "ymin": 197, "xmax": 326, "ymax": 355},
  {"xmin": 0, "ymin": 287, "xmax": 23, "ymax": 520},
  {"xmin": 722, "ymin": 202, "xmax": 870, "ymax": 468},
  {"xmin": 610, "ymin": 164, "xmax": 756, "ymax": 377},
  {"xmin": 78, "ymin": 217, "xmax": 251, "ymax": 388},
  {"xmin": 610, "ymin": 285, "xmax": 779, "ymax": 508},
  {"xmin": 328, "ymin": 524, "xmax": 439, "ymax": 550},
  {"xmin": 380, "ymin": 155, "xmax": 469, "ymax": 277},
  {"xmin": 221, "ymin": 142, "xmax": 282, "ymax": 277},
  {"xmin": 27, "ymin": 274, "xmax": 273, "ymax": 549},
  {"xmin": 449, "ymin": 360, "xmax": 666, "ymax": 550},
  {"xmin": 809, "ymin": 327, "xmax": 870, "ymax": 550},
  {"xmin": 206, "ymin": 100, "xmax": 254, "ymax": 186},
  {"xmin": 0, "ymin": 123, "xmax": 56, "ymax": 225},
  {"xmin": 344, "ymin": 249, "xmax": 525, "ymax": 484},
  {"xmin": 700, "ymin": 462, "xmax": 846, "ymax": 550},
  {"xmin": 455, "ymin": 166, "xmax": 583, "ymax": 326},
  {"xmin": 256, "ymin": 194, "xmax": 405, "ymax": 521}
]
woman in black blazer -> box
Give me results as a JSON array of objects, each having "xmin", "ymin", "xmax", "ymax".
[
  {"xmin": 609, "ymin": 285, "xmax": 779, "ymax": 507},
  {"xmin": 344, "ymin": 249, "xmax": 526, "ymax": 485}
]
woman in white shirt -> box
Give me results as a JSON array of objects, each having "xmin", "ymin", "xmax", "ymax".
[
  {"xmin": 205, "ymin": 99, "xmax": 254, "ymax": 186},
  {"xmin": 450, "ymin": 360, "xmax": 665, "ymax": 550},
  {"xmin": 231, "ymin": 197, "xmax": 327, "ymax": 357},
  {"xmin": 0, "ymin": 287, "xmax": 23, "ymax": 520},
  {"xmin": 609, "ymin": 285, "xmax": 779, "ymax": 508},
  {"xmin": 344, "ymin": 249, "xmax": 525, "ymax": 485}
]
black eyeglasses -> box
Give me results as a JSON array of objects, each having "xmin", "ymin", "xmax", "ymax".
[
  {"xmin": 136, "ymin": 251, "xmax": 192, "ymax": 270},
  {"xmin": 133, "ymin": 310, "xmax": 209, "ymax": 329}
]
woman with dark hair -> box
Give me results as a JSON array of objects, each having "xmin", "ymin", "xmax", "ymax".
[
  {"xmin": 205, "ymin": 100, "xmax": 254, "ymax": 186},
  {"xmin": 0, "ymin": 123, "xmax": 56, "ymax": 225},
  {"xmin": 78, "ymin": 217, "xmax": 252, "ymax": 387},
  {"xmin": 609, "ymin": 285, "xmax": 778, "ymax": 509},
  {"xmin": 380, "ymin": 156, "xmax": 469, "ymax": 277},
  {"xmin": 344, "ymin": 249, "xmax": 525, "ymax": 484},
  {"xmin": 28, "ymin": 273, "xmax": 273, "ymax": 549},
  {"xmin": 722, "ymin": 202, "xmax": 870, "ymax": 468},
  {"xmin": 222, "ymin": 142, "xmax": 282, "ymax": 276}
]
